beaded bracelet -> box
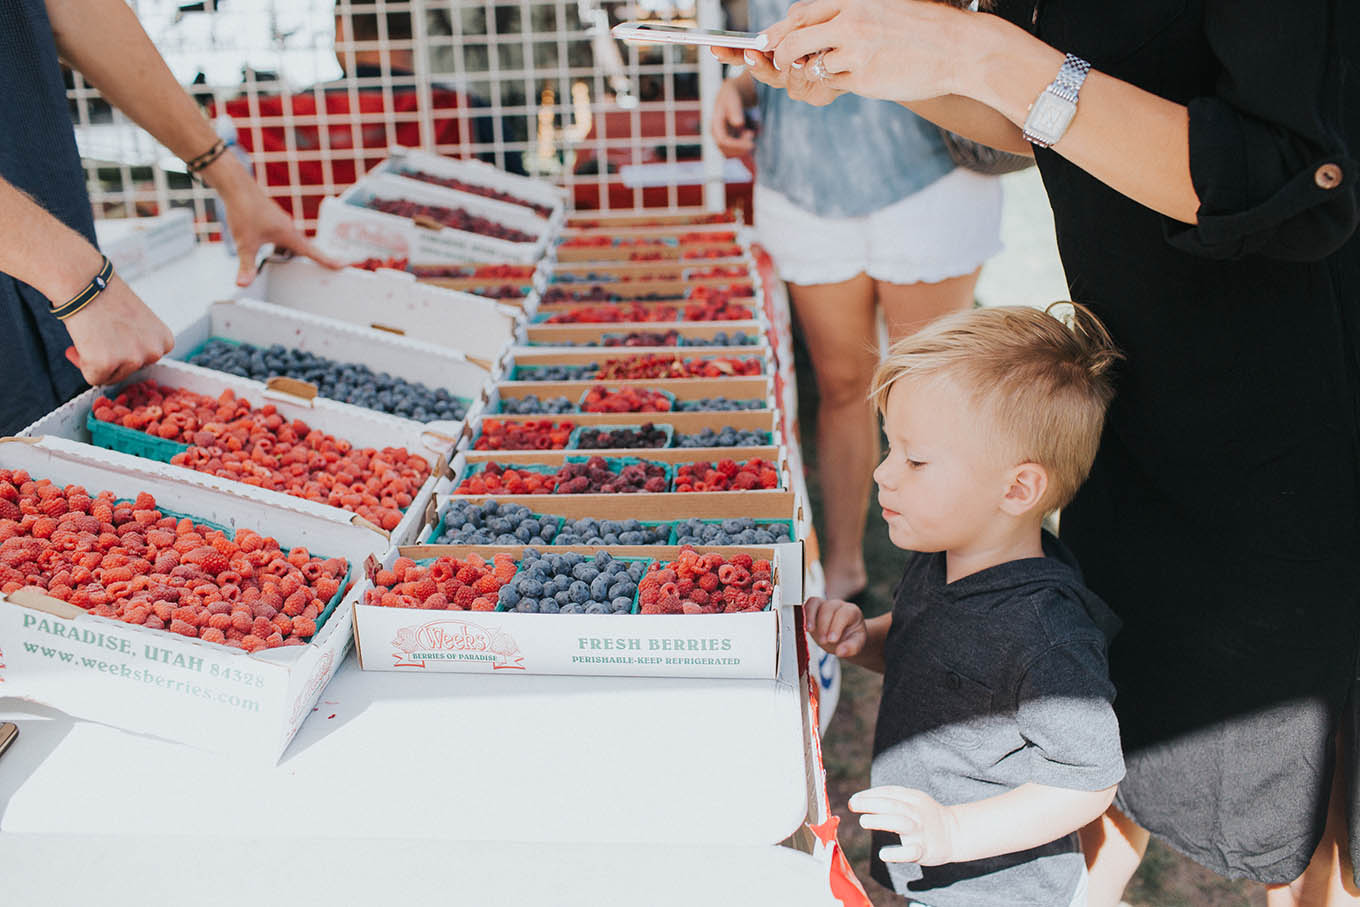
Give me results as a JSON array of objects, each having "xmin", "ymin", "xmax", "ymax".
[
  {"xmin": 185, "ymin": 138, "xmax": 228, "ymax": 178},
  {"xmin": 50, "ymin": 255, "xmax": 114, "ymax": 321}
]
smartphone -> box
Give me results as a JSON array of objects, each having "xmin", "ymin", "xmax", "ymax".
[
  {"xmin": 612, "ymin": 21, "xmax": 769, "ymax": 51},
  {"xmin": 0, "ymin": 722, "xmax": 17, "ymax": 761}
]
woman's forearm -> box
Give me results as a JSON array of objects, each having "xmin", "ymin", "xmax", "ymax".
[
  {"xmin": 960, "ymin": 13, "xmax": 1197, "ymax": 222},
  {"xmin": 902, "ymin": 95, "xmax": 1033, "ymax": 157}
]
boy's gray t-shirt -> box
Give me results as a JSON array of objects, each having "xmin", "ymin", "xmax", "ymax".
[{"xmin": 871, "ymin": 533, "xmax": 1125, "ymax": 906}]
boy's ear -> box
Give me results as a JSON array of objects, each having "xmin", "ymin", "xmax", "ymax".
[{"xmin": 1000, "ymin": 462, "xmax": 1048, "ymax": 517}]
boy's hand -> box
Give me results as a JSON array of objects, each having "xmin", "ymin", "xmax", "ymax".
[
  {"xmin": 850, "ymin": 786, "xmax": 959, "ymax": 866},
  {"xmin": 804, "ymin": 596, "xmax": 867, "ymax": 658}
]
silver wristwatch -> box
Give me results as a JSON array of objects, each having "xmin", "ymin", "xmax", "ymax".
[{"xmin": 1022, "ymin": 53, "xmax": 1091, "ymax": 149}]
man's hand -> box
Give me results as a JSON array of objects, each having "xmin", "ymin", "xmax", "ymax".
[
  {"xmin": 710, "ymin": 77, "xmax": 756, "ymax": 157},
  {"xmin": 61, "ymin": 276, "xmax": 174, "ymax": 386},
  {"xmin": 201, "ymin": 156, "xmax": 342, "ymax": 287},
  {"xmin": 804, "ymin": 595, "xmax": 868, "ymax": 658},
  {"xmin": 850, "ymin": 786, "xmax": 960, "ymax": 866}
]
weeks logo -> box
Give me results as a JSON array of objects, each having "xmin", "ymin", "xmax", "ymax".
[
  {"xmin": 333, "ymin": 221, "xmax": 410, "ymax": 258},
  {"xmin": 391, "ymin": 619, "xmax": 525, "ymax": 671}
]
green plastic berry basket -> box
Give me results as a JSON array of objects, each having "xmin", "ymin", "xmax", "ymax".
[
  {"xmin": 673, "ymin": 428, "xmax": 773, "ymax": 448},
  {"xmin": 575, "ymin": 386, "xmax": 678, "ymax": 414},
  {"xmin": 641, "ymin": 553, "xmax": 776, "ymax": 613},
  {"xmin": 182, "ymin": 335, "xmax": 243, "ymax": 364},
  {"xmin": 451, "ymin": 460, "xmax": 561, "ymax": 495},
  {"xmin": 493, "ymin": 394, "xmax": 581, "ymax": 415},
  {"xmin": 666, "ymin": 518, "xmax": 797, "ymax": 547},
  {"xmin": 87, "ymin": 411, "xmax": 191, "ymax": 464},
  {"xmin": 115, "ymin": 500, "xmax": 352, "ymax": 638},
  {"xmin": 672, "ymin": 459, "xmax": 784, "ymax": 492},
  {"xmin": 559, "ymin": 455, "xmax": 674, "ymax": 493},
  {"xmin": 495, "ymin": 551, "xmax": 652, "ymax": 615},
  {"xmin": 552, "ymin": 517, "xmax": 673, "ymax": 547},
  {"xmin": 428, "ymin": 503, "xmax": 565, "ymax": 546},
  {"xmin": 565, "ymin": 422, "xmax": 674, "ymax": 451},
  {"xmin": 510, "ymin": 362, "xmax": 599, "ymax": 382},
  {"xmin": 467, "ymin": 418, "xmax": 576, "ymax": 452},
  {"xmin": 672, "ymin": 398, "xmax": 767, "ymax": 413}
]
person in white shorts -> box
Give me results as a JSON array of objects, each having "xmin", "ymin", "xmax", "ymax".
[{"xmin": 711, "ymin": 3, "xmax": 1002, "ymax": 600}]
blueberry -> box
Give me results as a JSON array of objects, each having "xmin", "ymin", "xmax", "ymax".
[
  {"xmin": 611, "ymin": 596, "xmax": 634, "ymax": 613},
  {"xmin": 499, "ymin": 585, "xmax": 521, "ymax": 607},
  {"xmin": 540, "ymin": 599, "xmax": 561, "ymax": 613}
]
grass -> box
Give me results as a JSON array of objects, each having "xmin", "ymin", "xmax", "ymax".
[{"xmin": 789, "ymin": 316, "xmax": 1264, "ymax": 907}]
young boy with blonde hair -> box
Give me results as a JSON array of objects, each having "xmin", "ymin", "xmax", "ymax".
[{"xmin": 806, "ymin": 303, "xmax": 1124, "ymax": 906}]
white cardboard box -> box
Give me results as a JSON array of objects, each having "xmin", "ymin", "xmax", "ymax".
[
  {"xmin": 172, "ymin": 298, "xmax": 493, "ymax": 433},
  {"xmin": 0, "ymin": 436, "xmax": 388, "ymax": 760},
  {"xmin": 371, "ymin": 147, "xmax": 567, "ymax": 231},
  {"xmin": 318, "ymin": 172, "xmax": 550, "ymax": 265},
  {"xmin": 244, "ymin": 257, "xmax": 521, "ymax": 366},
  {"xmin": 352, "ymin": 542, "xmax": 801, "ymax": 679},
  {"xmin": 21, "ymin": 358, "xmax": 452, "ymax": 546},
  {"xmin": 94, "ymin": 209, "xmax": 197, "ymax": 282}
]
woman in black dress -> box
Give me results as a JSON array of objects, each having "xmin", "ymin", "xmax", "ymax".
[{"xmin": 716, "ymin": 1, "xmax": 1360, "ymax": 903}]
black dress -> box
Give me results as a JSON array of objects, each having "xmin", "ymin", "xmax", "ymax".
[
  {"xmin": 0, "ymin": 0, "xmax": 95, "ymax": 435},
  {"xmin": 991, "ymin": 0, "xmax": 1360, "ymax": 884}
]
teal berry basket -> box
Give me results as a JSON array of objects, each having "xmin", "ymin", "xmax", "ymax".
[
  {"xmin": 576, "ymin": 386, "xmax": 677, "ymax": 414},
  {"xmin": 428, "ymin": 503, "xmax": 565, "ymax": 546},
  {"xmin": 494, "ymin": 552, "xmax": 652, "ymax": 615},
  {"xmin": 565, "ymin": 422, "xmax": 674, "ymax": 451},
  {"xmin": 119, "ymin": 500, "xmax": 351, "ymax": 638},
  {"xmin": 560, "ymin": 455, "xmax": 674, "ymax": 493},
  {"xmin": 87, "ymin": 411, "xmax": 191, "ymax": 464},
  {"xmin": 510, "ymin": 362, "xmax": 599, "ymax": 382},
  {"xmin": 667, "ymin": 518, "xmax": 797, "ymax": 546}
]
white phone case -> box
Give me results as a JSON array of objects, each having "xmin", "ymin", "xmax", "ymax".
[{"xmin": 611, "ymin": 21, "xmax": 769, "ymax": 51}]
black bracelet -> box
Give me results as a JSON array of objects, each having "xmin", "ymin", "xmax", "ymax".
[
  {"xmin": 50, "ymin": 256, "xmax": 114, "ymax": 321},
  {"xmin": 185, "ymin": 138, "xmax": 228, "ymax": 177}
]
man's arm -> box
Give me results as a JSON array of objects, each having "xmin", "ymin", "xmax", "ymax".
[
  {"xmin": 0, "ymin": 175, "xmax": 172, "ymax": 386},
  {"xmin": 44, "ymin": 0, "xmax": 339, "ymax": 285}
]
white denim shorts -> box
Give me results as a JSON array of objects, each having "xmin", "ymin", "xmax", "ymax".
[{"xmin": 754, "ymin": 168, "xmax": 1004, "ymax": 287}]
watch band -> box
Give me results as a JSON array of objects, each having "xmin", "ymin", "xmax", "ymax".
[
  {"xmin": 1023, "ymin": 53, "xmax": 1091, "ymax": 149},
  {"xmin": 50, "ymin": 255, "xmax": 114, "ymax": 321}
]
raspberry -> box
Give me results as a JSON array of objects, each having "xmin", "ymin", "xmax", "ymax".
[
  {"xmin": 208, "ymin": 613, "xmax": 233, "ymax": 631},
  {"xmin": 452, "ymin": 586, "xmax": 477, "ymax": 610},
  {"xmin": 40, "ymin": 497, "xmax": 67, "ymax": 518},
  {"xmin": 240, "ymin": 634, "xmax": 264, "ymax": 652},
  {"xmin": 473, "ymin": 574, "xmax": 502, "ymax": 596},
  {"xmin": 291, "ymin": 617, "xmax": 316, "ymax": 637},
  {"xmin": 231, "ymin": 612, "xmax": 253, "ymax": 633},
  {"xmin": 375, "ymin": 569, "xmax": 398, "ymax": 588},
  {"xmin": 169, "ymin": 619, "xmax": 197, "ymax": 637},
  {"xmin": 0, "ymin": 499, "xmax": 20, "ymax": 522},
  {"xmin": 470, "ymin": 596, "xmax": 495, "ymax": 611},
  {"xmin": 424, "ymin": 593, "xmax": 449, "ymax": 610},
  {"xmin": 30, "ymin": 517, "xmax": 57, "ymax": 539},
  {"xmin": 410, "ymin": 577, "xmax": 438, "ymax": 602},
  {"xmin": 200, "ymin": 627, "xmax": 227, "ymax": 644}
]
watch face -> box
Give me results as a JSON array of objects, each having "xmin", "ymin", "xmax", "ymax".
[{"xmin": 1027, "ymin": 91, "xmax": 1077, "ymax": 145}]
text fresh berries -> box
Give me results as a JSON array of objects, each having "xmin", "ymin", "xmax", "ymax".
[
  {"xmin": 93, "ymin": 382, "xmax": 430, "ymax": 530},
  {"xmin": 638, "ymin": 547, "xmax": 773, "ymax": 614},
  {"xmin": 674, "ymin": 459, "xmax": 780, "ymax": 493},
  {"xmin": 364, "ymin": 552, "xmax": 515, "ymax": 611},
  {"xmin": 0, "ymin": 472, "xmax": 346, "ymax": 650}
]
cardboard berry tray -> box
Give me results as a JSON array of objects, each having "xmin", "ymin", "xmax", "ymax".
[
  {"xmin": 490, "ymin": 376, "xmax": 774, "ymax": 416},
  {"xmin": 521, "ymin": 319, "xmax": 767, "ymax": 350},
  {"xmin": 244, "ymin": 257, "xmax": 522, "ymax": 366},
  {"xmin": 351, "ymin": 542, "xmax": 801, "ymax": 679},
  {"xmin": 370, "ymin": 148, "xmax": 568, "ymax": 228},
  {"xmin": 171, "ymin": 300, "xmax": 491, "ymax": 434},
  {"xmin": 529, "ymin": 298, "xmax": 761, "ymax": 325},
  {"xmin": 23, "ymin": 359, "xmax": 453, "ymax": 545},
  {"xmin": 0, "ymin": 436, "xmax": 388, "ymax": 759},
  {"xmin": 564, "ymin": 209, "xmax": 738, "ymax": 230},
  {"xmin": 318, "ymin": 172, "xmax": 551, "ymax": 265}
]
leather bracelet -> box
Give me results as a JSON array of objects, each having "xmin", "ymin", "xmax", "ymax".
[
  {"xmin": 50, "ymin": 255, "xmax": 114, "ymax": 321},
  {"xmin": 185, "ymin": 138, "xmax": 228, "ymax": 176}
]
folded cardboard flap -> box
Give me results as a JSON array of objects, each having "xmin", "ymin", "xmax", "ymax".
[
  {"xmin": 350, "ymin": 514, "xmax": 389, "ymax": 539},
  {"xmin": 466, "ymin": 354, "xmax": 494, "ymax": 372},
  {"xmin": 8, "ymin": 585, "xmax": 84, "ymax": 619},
  {"xmin": 263, "ymin": 376, "xmax": 319, "ymax": 403}
]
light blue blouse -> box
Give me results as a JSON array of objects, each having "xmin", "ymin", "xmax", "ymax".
[{"xmin": 748, "ymin": 0, "xmax": 956, "ymax": 218}]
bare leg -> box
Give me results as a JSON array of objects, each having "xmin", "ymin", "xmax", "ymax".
[
  {"xmin": 876, "ymin": 268, "xmax": 980, "ymax": 345},
  {"xmin": 1080, "ymin": 804, "xmax": 1151, "ymax": 907},
  {"xmin": 1266, "ymin": 730, "xmax": 1360, "ymax": 906},
  {"xmin": 790, "ymin": 272, "xmax": 878, "ymax": 601}
]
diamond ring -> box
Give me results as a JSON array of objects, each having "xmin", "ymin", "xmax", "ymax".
[{"xmin": 810, "ymin": 55, "xmax": 827, "ymax": 80}]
